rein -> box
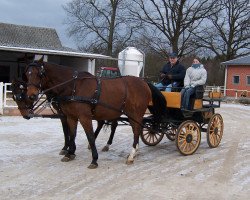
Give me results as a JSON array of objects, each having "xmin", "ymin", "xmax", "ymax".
[
  {"xmin": 41, "ymin": 77, "xmax": 77, "ymax": 94},
  {"xmin": 26, "ymin": 62, "xmax": 147, "ymax": 128}
]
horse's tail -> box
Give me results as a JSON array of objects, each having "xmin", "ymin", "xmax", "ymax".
[{"xmin": 147, "ymin": 82, "xmax": 168, "ymax": 121}]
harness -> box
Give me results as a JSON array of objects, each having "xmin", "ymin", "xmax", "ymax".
[
  {"xmin": 25, "ymin": 62, "xmax": 148, "ymax": 129},
  {"xmin": 53, "ymin": 75, "xmax": 103, "ymax": 115},
  {"xmin": 26, "ymin": 62, "xmax": 128, "ymax": 117},
  {"xmin": 53, "ymin": 76, "xmax": 128, "ymax": 117}
]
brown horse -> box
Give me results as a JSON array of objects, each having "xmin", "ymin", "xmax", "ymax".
[
  {"xmin": 11, "ymin": 79, "xmax": 34, "ymax": 118},
  {"xmin": 25, "ymin": 58, "xmax": 167, "ymax": 168},
  {"xmin": 11, "ymin": 79, "xmax": 118, "ymax": 153}
]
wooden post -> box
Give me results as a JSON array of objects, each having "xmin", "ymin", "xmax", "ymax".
[{"xmin": 0, "ymin": 82, "xmax": 3, "ymax": 114}]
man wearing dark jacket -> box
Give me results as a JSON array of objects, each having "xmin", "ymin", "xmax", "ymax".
[{"xmin": 155, "ymin": 52, "xmax": 186, "ymax": 92}]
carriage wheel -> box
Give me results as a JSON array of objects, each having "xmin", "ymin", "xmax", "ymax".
[
  {"xmin": 207, "ymin": 113, "xmax": 223, "ymax": 148},
  {"xmin": 165, "ymin": 125, "xmax": 176, "ymax": 141},
  {"xmin": 176, "ymin": 120, "xmax": 201, "ymax": 155},
  {"xmin": 141, "ymin": 128, "xmax": 164, "ymax": 146}
]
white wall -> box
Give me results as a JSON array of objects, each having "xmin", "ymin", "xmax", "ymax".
[
  {"xmin": 0, "ymin": 82, "xmax": 3, "ymax": 114},
  {"xmin": 48, "ymin": 55, "xmax": 95, "ymax": 74}
]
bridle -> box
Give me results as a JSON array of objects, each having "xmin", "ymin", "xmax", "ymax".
[
  {"xmin": 12, "ymin": 83, "xmax": 26, "ymax": 102},
  {"xmin": 12, "ymin": 82, "xmax": 34, "ymax": 111},
  {"xmin": 25, "ymin": 62, "xmax": 79, "ymax": 98},
  {"xmin": 26, "ymin": 62, "xmax": 45, "ymax": 94}
]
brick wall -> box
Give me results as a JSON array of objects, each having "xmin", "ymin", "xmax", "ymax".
[{"xmin": 226, "ymin": 65, "xmax": 250, "ymax": 97}]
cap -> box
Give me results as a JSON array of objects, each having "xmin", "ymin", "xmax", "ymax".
[{"xmin": 169, "ymin": 52, "xmax": 177, "ymax": 58}]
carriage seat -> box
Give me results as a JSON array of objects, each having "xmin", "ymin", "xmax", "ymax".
[
  {"xmin": 160, "ymin": 91, "xmax": 181, "ymax": 108},
  {"xmin": 151, "ymin": 86, "xmax": 205, "ymax": 109},
  {"xmin": 190, "ymin": 85, "xmax": 205, "ymax": 110},
  {"xmin": 191, "ymin": 85, "xmax": 205, "ymax": 99}
]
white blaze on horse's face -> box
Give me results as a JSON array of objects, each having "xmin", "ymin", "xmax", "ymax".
[{"xmin": 26, "ymin": 66, "xmax": 41, "ymax": 99}]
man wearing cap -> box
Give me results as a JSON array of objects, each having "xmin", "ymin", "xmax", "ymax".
[{"xmin": 155, "ymin": 52, "xmax": 186, "ymax": 92}]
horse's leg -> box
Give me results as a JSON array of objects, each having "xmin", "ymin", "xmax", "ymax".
[
  {"xmin": 59, "ymin": 116, "xmax": 70, "ymax": 155},
  {"xmin": 79, "ymin": 117, "xmax": 98, "ymax": 169},
  {"xmin": 95, "ymin": 120, "xmax": 105, "ymax": 138},
  {"xmin": 102, "ymin": 120, "xmax": 118, "ymax": 152},
  {"xmin": 88, "ymin": 120, "xmax": 105, "ymax": 150},
  {"xmin": 61, "ymin": 117, "xmax": 78, "ymax": 162},
  {"xmin": 126, "ymin": 119, "xmax": 142, "ymax": 165}
]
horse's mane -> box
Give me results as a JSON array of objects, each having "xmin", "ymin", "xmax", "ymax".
[{"xmin": 42, "ymin": 61, "xmax": 95, "ymax": 78}]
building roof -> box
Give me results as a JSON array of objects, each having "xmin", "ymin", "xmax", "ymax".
[
  {"xmin": 221, "ymin": 55, "xmax": 250, "ymax": 66},
  {"xmin": 0, "ymin": 22, "xmax": 63, "ymax": 50},
  {"xmin": 0, "ymin": 22, "xmax": 111, "ymax": 59}
]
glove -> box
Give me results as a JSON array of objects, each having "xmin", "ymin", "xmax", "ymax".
[
  {"xmin": 160, "ymin": 73, "xmax": 165, "ymax": 78},
  {"xmin": 167, "ymin": 74, "xmax": 172, "ymax": 79}
]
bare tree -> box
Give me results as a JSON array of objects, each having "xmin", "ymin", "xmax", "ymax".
[
  {"xmin": 129, "ymin": 0, "xmax": 218, "ymax": 57},
  {"xmin": 63, "ymin": 0, "xmax": 137, "ymax": 56},
  {"xmin": 194, "ymin": 0, "xmax": 250, "ymax": 60}
]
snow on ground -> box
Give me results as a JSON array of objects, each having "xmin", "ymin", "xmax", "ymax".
[{"xmin": 0, "ymin": 103, "xmax": 249, "ymax": 200}]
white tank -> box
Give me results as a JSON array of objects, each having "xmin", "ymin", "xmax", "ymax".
[{"xmin": 118, "ymin": 47, "xmax": 144, "ymax": 77}]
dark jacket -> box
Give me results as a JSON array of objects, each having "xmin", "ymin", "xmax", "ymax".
[{"xmin": 160, "ymin": 61, "xmax": 186, "ymax": 86}]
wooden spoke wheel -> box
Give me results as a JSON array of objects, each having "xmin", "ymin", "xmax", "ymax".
[
  {"xmin": 165, "ymin": 125, "xmax": 176, "ymax": 141},
  {"xmin": 207, "ymin": 113, "xmax": 224, "ymax": 148},
  {"xmin": 176, "ymin": 120, "xmax": 201, "ymax": 155},
  {"xmin": 141, "ymin": 128, "xmax": 164, "ymax": 146}
]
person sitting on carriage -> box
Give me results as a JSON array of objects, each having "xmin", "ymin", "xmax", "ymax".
[
  {"xmin": 155, "ymin": 52, "xmax": 186, "ymax": 92},
  {"xmin": 181, "ymin": 58, "xmax": 207, "ymax": 110}
]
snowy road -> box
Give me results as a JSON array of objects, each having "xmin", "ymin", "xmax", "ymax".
[{"xmin": 0, "ymin": 103, "xmax": 249, "ymax": 200}]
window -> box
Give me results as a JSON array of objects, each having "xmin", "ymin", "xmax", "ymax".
[
  {"xmin": 233, "ymin": 75, "xmax": 240, "ymax": 84},
  {"xmin": 247, "ymin": 76, "xmax": 250, "ymax": 85}
]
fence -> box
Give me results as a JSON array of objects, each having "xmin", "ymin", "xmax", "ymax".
[
  {"xmin": 0, "ymin": 82, "xmax": 47, "ymax": 115},
  {"xmin": 0, "ymin": 82, "xmax": 18, "ymax": 114},
  {"xmin": 204, "ymin": 86, "xmax": 225, "ymax": 97},
  {"xmin": 205, "ymin": 86, "xmax": 250, "ymax": 99},
  {"xmin": 0, "ymin": 82, "xmax": 3, "ymax": 114},
  {"xmin": 0, "ymin": 82, "xmax": 249, "ymax": 115},
  {"xmin": 3, "ymin": 83, "xmax": 15, "ymax": 108}
]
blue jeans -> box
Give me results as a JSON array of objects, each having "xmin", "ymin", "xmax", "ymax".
[
  {"xmin": 155, "ymin": 82, "xmax": 178, "ymax": 92},
  {"xmin": 181, "ymin": 87, "xmax": 196, "ymax": 110}
]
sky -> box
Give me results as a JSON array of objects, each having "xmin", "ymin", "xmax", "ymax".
[{"xmin": 0, "ymin": 0, "xmax": 77, "ymax": 49}]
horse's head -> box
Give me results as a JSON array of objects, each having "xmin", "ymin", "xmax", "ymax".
[
  {"xmin": 25, "ymin": 57, "xmax": 45, "ymax": 101},
  {"xmin": 11, "ymin": 79, "xmax": 34, "ymax": 119}
]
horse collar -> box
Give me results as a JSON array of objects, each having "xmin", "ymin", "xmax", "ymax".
[{"xmin": 73, "ymin": 71, "xmax": 78, "ymax": 79}]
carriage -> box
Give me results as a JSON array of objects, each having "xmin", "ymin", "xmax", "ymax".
[
  {"xmin": 119, "ymin": 88, "xmax": 224, "ymax": 156},
  {"xmin": 96, "ymin": 66, "xmax": 224, "ymax": 155},
  {"xmin": 12, "ymin": 60, "xmax": 224, "ymax": 168}
]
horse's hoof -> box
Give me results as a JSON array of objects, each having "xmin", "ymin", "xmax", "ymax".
[
  {"xmin": 61, "ymin": 154, "xmax": 76, "ymax": 162},
  {"xmin": 61, "ymin": 156, "xmax": 70, "ymax": 162},
  {"xmin": 59, "ymin": 150, "xmax": 68, "ymax": 155},
  {"xmin": 102, "ymin": 145, "xmax": 109, "ymax": 152},
  {"xmin": 88, "ymin": 163, "xmax": 98, "ymax": 169},
  {"xmin": 126, "ymin": 159, "xmax": 134, "ymax": 165}
]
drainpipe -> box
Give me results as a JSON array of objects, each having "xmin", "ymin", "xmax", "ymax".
[{"xmin": 224, "ymin": 65, "xmax": 228, "ymax": 97}]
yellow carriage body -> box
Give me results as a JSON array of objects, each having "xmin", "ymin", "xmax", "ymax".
[
  {"xmin": 150, "ymin": 91, "xmax": 203, "ymax": 110},
  {"xmin": 208, "ymin": 91, "xmax": 222, "ymax": 99}
]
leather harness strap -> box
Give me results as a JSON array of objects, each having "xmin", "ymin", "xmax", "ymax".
[
  {"xmin": 90, "ymin": 76, "xmax": 102, "ymax": 115},
  {"xmin": 120, "ymin": 77, "xmax": 127, "ymax": 113},
  {"xmin": 53, "ymin": 76, "xmax": 128, "ymax": 116}
]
